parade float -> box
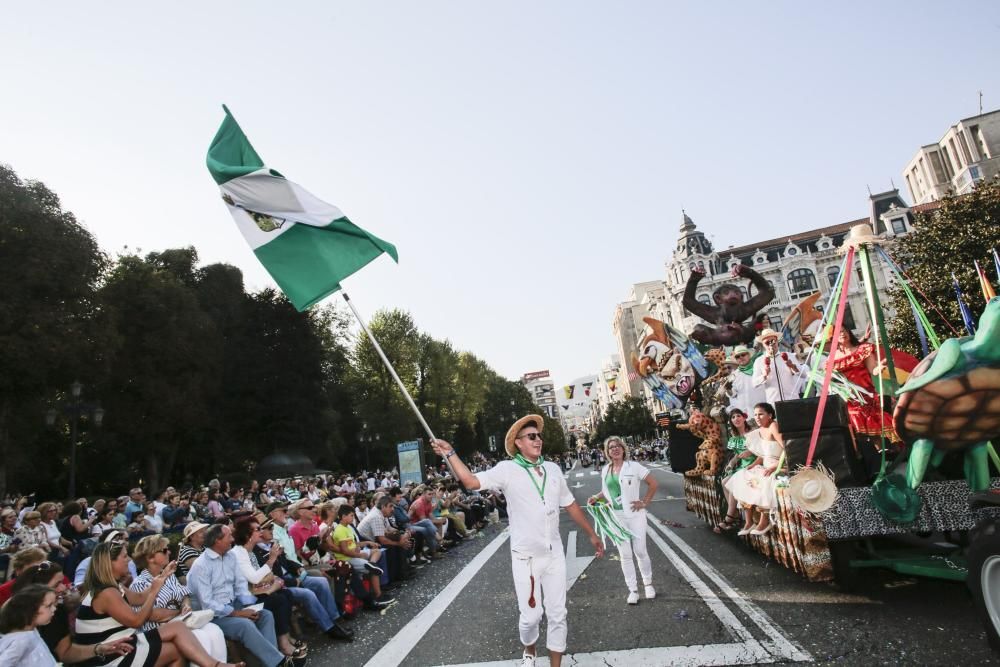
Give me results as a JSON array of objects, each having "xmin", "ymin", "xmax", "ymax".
[{"xmin": 638, "ymin": 224, "xmax": 1000, "ymax": 646}]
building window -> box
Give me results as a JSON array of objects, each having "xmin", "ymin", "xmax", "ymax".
[
  {"xmin": 749, "ymin": 280, "xmax": 775, "ymax": 299},
  {"xmin": 787, "ymin": 268, "xmax": 817, "ymax": 294},
  {"xmin": 739, "ymin": 286, "xmax": 748, "ymax": 300},
  {"xmin": 698, "ymin": 261, "xmax": 705, "ymax": 271},
  {"xmin": 890, "ymin": 217, "xmax": 906, "ymax": 234},
  {"xmin": 826, "ymin": 266, "xmax": 840, "ymax": 287},
  {"xmin": 755, "ymin": 255, "xmax": 765, "ymax": 265},
  {"xmin": 697, "ymin": 294, "xmax": 711, "ymax": 305},
  {"xmin": 769, "ymin": 316, "xmax": 783, "ymax": 331},
  {"xmin": 787, "ymin": 247, "xmax": 797, "ymax": 256}
]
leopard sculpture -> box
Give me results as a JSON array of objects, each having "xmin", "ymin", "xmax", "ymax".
[{"xmin": 678, "ymin": 408, "xmax": 724, "ymax": 477}]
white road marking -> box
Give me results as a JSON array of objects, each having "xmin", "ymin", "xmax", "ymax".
[
  {"xmin": 647, "ymin": 512, "xmax": 812, "ymax": 663},
  {"xmin": 362, "ymin": 530, "xmax": 511, "ymax": 667},
  {"xmin": 589, "ymin": 471, "xmax": 599, "ymax": 476},
  {"xmin": 575, "ymin": 472, "xmax": 585, "ymax": 478},
  {"xmin": 565, "ymin": 530, "xmax": 595, "ymax": 590},
  {"xmin": 436, "ymin": 642, "xmax": 773, "ymax": 666}
]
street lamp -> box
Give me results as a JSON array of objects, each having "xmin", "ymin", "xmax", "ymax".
[
  {"xmin": 359, "ymin": 422, "xmax": 380, "ymax": 472},
  {"xmin": 46, "ymin": 380, "xmax": 104, "ymax": 499}
]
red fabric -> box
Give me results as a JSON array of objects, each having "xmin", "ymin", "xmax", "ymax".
[
  {"xmin": 834, "ymin": 343, "xmax": 901, "ymax": 443},
  {"xmin": 288, "ymin": 520, "xmax": 319, "ymax": 554},
  {"xmin": 409, "ymin": 496, "xmax": 432, "ymax": 522},
  {"xmin": 0, "ymin": 578, "xmax": 14, "ymax": 606}
]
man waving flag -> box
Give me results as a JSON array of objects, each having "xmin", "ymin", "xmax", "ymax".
[{"xmin": 206, "ymin": 106, "xmax": 397, "ymax": 310}]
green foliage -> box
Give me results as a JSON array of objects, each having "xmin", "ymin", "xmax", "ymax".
[
  {"xmin": 0, "ymin": 163, "xmax": 557, "ymax": 496},
  {"xmin": 588, "ymin": 396, "xmax": 654, "ymax": 446},
  {"xmin": 887, "ymin": 176, "xmax": 1000, "ymax": 355}
]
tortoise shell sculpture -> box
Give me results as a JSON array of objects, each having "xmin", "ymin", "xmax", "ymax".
[{"xmin": 893, "ymin": 296, "xmax": 1000, "ymax": 492}]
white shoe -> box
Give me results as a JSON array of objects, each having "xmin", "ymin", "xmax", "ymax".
[
  {"xmin": 520, "ymin": 652, "xmax": 536, "ymax": 667},
  {"xmin": 644, "ymin": 585, "xmax": 656, "ymax": 599},
  {"xmin": 627, "ymin": 591, "xmax": 640, "ymax": 605}
]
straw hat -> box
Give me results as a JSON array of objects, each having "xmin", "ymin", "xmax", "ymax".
[
  {"xmin": 758, "ymin": 328, "xmax": 779, "ymax": 342},
  {"xmin": 732, "ymin": 345, "xmax": 751, "ymax": 357},
  {"xmin": 603, "ymin": 435, "xmax": 629, "ymax": 460},
  {"xmin": 182, "ymin": 521, "xmax": 210, "ymax": 543},
  {"xmin": 787, "ymin": 465, "xmax": 838, "ymax": 513},
  {"xmin": 504, "ymin": 414, "xmax": 544, "ymax": 457}
]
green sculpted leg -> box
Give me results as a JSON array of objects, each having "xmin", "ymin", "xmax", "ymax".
[
  {"xmin": 965, "ymin": 443, "xmax": 990, "ymax": 492},
  {"xmin": 906, "ymin": 439, "xmax": 935, "ymax": 490}
]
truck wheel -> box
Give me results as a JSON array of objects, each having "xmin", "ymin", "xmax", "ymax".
[
  {"xmin": 968, "ymin": 519, "xmax": 1000, "ymax": 651},
  {"xmin": 829, "ymin": 539, "xmax": 860, "ymax": 592}
]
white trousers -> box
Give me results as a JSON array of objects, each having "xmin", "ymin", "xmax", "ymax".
[
  {"xmin": 191, "ymin": 622, "xmax": 228, "ymax": 663},
  {"xmin": 614, "ymin": 510, "xmax": 652, "ymax": 593},
  {"xmin": 510, "ymin": 550, "xmax": 568, "ymax": 653}
]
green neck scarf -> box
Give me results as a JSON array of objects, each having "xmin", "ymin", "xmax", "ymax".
[
  {"xmin": 737, "ymin": 362, "xmax": 754, "ymax": 376},
  {"xmin": 513, "ymin": 453, "xmax": 547, "ymax": 499}
]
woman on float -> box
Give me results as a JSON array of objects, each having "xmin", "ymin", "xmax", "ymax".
[
  {"xmin": 714, "ymin": 408, "xmax": 756, "ymax": 533},
  {"xmin": 723, "ymin": 402, "xmax": 785, "ymax": 536},
  {"xmin": 588, "ymin": 436, "xmax": 658, "ymax": 605}
]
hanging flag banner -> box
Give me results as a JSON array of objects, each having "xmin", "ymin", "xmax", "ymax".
[
  {"xmin": 582, "ymin": 382, "xmax": 594, "ymax": 396},
  {"xmin": 975, "ymin": 260, "xmax": 997, "ymax": 301},
  {"xmin": 564, "ymin": 385, "xmax": 575, "ymax": 400},
  {"xmin": 607, "ymin": 377, "xmax": 617, "ymax": 393},
  {"xmin": 206, "ymin": 106, "xmax": 398, "ymax": 311}
]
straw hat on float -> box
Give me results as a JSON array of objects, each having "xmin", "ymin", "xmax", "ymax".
[
  {"xmin": 841, "ymin": 223, "xmax": 885, "ymax": 251},
  {"xmin": 504, "ymin": 415, "xmax": 544, "ymax": 457},
  {"xmin": 787, "ymin": 465, "xmax": 838, "ymax": 513}
]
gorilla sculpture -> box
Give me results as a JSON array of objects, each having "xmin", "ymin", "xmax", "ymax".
[{"xmin": 682, "ymin": 264, "xmax": 775, "ymax": 346}]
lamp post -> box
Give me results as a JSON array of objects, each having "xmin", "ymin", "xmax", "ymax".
[
  {"xmin": 46, "ymin": 380, "xmax": 104, "ymax": 499},
  {"xmin": 359, "ymin": 422, "xmax": 380, "ymax": 472}
]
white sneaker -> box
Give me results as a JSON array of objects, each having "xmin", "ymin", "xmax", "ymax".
[
  {"xmin": 627, "ymin": 591, "xmax": 640, "ymax": 605},
  {"xmin": 644, "ymin": 584, "xmax": 656, "ymax": 599},
  {"xmin": 520, "ymin": 652, "xmax": 536, "ymax": 667}
]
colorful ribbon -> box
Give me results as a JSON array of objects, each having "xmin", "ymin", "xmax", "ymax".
[{"xmin": 586, "ymin": 501, "xmax": 633, "ymax": 547}]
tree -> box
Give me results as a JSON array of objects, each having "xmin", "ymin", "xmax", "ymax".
[
  {"xmin": 0, "ymin": 165, "xmax": 106, "ymax": 498},
  {"xmin": 590, "ymin": 396, "xmax": 654, "ymax": 445},
  {"xmin": 887, "ymin": 177, "xmax": 1000, "ymax": 355}
]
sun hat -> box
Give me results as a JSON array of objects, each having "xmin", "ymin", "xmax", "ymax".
[
  {"xmin": 732, "ymin": 345, "xmax": 751, "ymax": 357},
  {"xmin": 787, "ymin": 466, "xmax": 837, "ymax": 513},
  {"xmin": 870, "ymin": 473, "xmax": 922, "ymax": 524},
  {"xmin": 264, "ymin": 501, "xmax": 289, "ymax": 516},
  {"xmin": 182, "ymin": 522, "xmax": 210, "ymax": 543},
  {"xmin": 504, "ymin": 415, "xmax": 544, "ymax": 457},
  {"xmin": 758, "ymin": 328, "xmax": 779, "ymax": 342},
  {"xmin": 603, "ymin": 436, "xmax": 629, "ymax": 460}
]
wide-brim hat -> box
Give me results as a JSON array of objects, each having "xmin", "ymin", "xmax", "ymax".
[
  {"xmin": 264, "ymin": 501, "xmax": 289, "ymax": 516},
  {"xmin": 723, "ymin": 356, "xmax": 740, "ymax": 367},
  {"xmin": 758, "ymin": 328, "xmax": 779, "ymax": 342},
  {"xmin": 603, "ymin": 435, "xmax": 629, "ymax": 460},
  {"xmin": 182, "ymin": 521, "xmax": 209, "ymax": 543},
  {"xmin": 732, "ymin": 345, "xmax": 751, "ymax": 357},
  {"xmin": 870, "ymin": 473, "xmax": 922, "ymax": 524},
  {"xmin": 788, "ymin": 466, "xmax": 837, "ymax": 513},
  {"xmin": 505, "ymin": 414, "xmax": 544, "ymax": 457}
]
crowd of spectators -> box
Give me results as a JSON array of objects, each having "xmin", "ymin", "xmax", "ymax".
[{"xmin": 0, "ymin": 466, "xmax": 507, "ymax": 666}]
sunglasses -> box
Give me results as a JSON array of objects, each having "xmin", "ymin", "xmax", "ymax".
[
  {"xmin": 517, "ymin": 433, "xmax": 543, "ymax": 441},
  {"xmin": 158, "ymin": 547, "xmax": 170, "ymax": 555},
  {"xmin": 36, "ymin": 561, "xmax": 55, "ymax": 571}
]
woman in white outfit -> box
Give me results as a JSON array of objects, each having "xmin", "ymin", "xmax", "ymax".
[{"xmin": 589, "ymin": 436, "xmax": 658, "ymax": 605}]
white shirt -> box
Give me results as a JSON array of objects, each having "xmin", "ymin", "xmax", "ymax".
[
  {"xmin": 476, "ymin": 460, "xmax": 574, "ymax": 558},
  {"xmin": 752, "ymin": 352, "xmax": 801, "ymax": 405},
  {"xmin": 599, "ymin": 460, "xmax": 650, "ymax": 517}
]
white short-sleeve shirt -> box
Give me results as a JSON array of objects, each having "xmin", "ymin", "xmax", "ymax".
[{"xmin": 476, "ymin": 460, "xmax": 574, "ymax": 558}]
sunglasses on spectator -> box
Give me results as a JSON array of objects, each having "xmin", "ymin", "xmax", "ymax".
[
  {"xmin": 37, "ymin": 561, "xmax": 55, "ymax": 571},
  {"xmin": 158, "ymin": 547, "xmax": 170, "ymax": 555},
  {"xmin": 517, "ymin": 433, "xmax": 543, "ymax": 441}
]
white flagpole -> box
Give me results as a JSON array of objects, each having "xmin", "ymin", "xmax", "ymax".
[
  {"xmin": 341, "ymin": 292, "xmax": 463, "ymax": 478},
  {"xmin": 342, "ymin": 292, "xmax": 437, "ymax": 441}
]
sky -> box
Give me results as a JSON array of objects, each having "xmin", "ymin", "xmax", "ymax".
[{"xmin": 3, "ymin": 2, "xmax": 999, "ymax": 391}]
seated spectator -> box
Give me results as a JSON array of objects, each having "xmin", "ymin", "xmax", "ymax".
[
  {"xmin": 113, "ymin": 496, "xmax": 130, "ymax": 529},
  {"xmin": 79, "ymin": 540, "xmax": 244, "ymax": 667},
  {"xmin": 178, "ymin": 522, "xmax": 210, "ymax": 582},
  {"xmin": 330, "ymin": 505, "xmax": 388, "ymax": 604},
  {"xmin": 0, "ymin": 547, "xmax": 47, "ymax": 606},
  {"xmin": 186, "ymin": 524, "xmax": 287, "ymax": 667},
  {"xmin": 229, "ymin": 519, "xmax": 307, "ymax": 660},
  {"xmin": 206, "ymin": 492, "xmax": 226, "ymax": 520},
  {"xmin": 358, "ymin": 497, "xmax": 414, "ymax": 584},
  {"xmin": 91, "ymin": 505, "xmax": 118, "ymax": 538},
  {"xmin": 1, "ymin": 508, "xmax": 21, "ymax": 572},
  {"xmin": 0, "ymin": 584, "xmax": 64, "ymax": 667},
  {"xmin": 124, "ymin": 488, "xmax": 146, "ymax": 523},
  {"xmin": 287, "ymin": 500, "xmax": 320, "ymax": 564},
  {"xmin": 161, "ymin": 493, "xmax": 190, "ymax": 530},
  {"xmin": 129, "ymin": 535, "xmax": 228, "ymax": 662},
  {"xmin": 142, "ymin": 502, "xmax": 164, "ymax": 534},
  {"xmin": 36, "ymin": 503, "xmax": 70, "ymax": 560},
  {"xmin": 14, "ymin": 511, "xmax": 51, "ymax": 554},
  {"xmin": 74, "ymin": 530, "xmax": 138, "ymax": 588},
  {"xmin": 408, "ymin": 486, "xmax": 445, "ymax": 558}
]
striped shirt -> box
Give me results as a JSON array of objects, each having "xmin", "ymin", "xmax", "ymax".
[
  {"xmin": 177, "ymin": 544, "xmax": 203, "ymax": 577},
  {"xmin": 75, "ymin": 588, "xmax": 161, "ymax": 667},
  {"xmin": 130, "ymin": 570, "xmax": 190, "ymax": 632}
]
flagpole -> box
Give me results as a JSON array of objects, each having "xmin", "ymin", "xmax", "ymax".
[{"xmin": 342, "ymin": 291, "xmax": 462, "ymax": 477}]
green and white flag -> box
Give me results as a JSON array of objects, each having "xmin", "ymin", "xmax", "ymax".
[{"xmin": 206, "ymin": 106, "xmax": 398, "ymax": 310}]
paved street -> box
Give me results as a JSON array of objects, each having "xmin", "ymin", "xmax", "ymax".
[{"xmin": 309, "ymin": 463, "xmax": 995, "ymax": 666}]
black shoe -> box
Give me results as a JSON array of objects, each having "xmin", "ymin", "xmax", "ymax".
[
  {"xmin": 327, "ymin": 623, "xmax": 354, "ymax": 641},
  {"xmin": 364, "ymin": 599, "xmax": 392, "ymax": 611},
  {"xmin": 364, "ymin": 562, "xmax": 384, "ymax": 576},
  {"xmin": 378, "ymin": 592, "xmax": 395, "ymax": 602}
]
